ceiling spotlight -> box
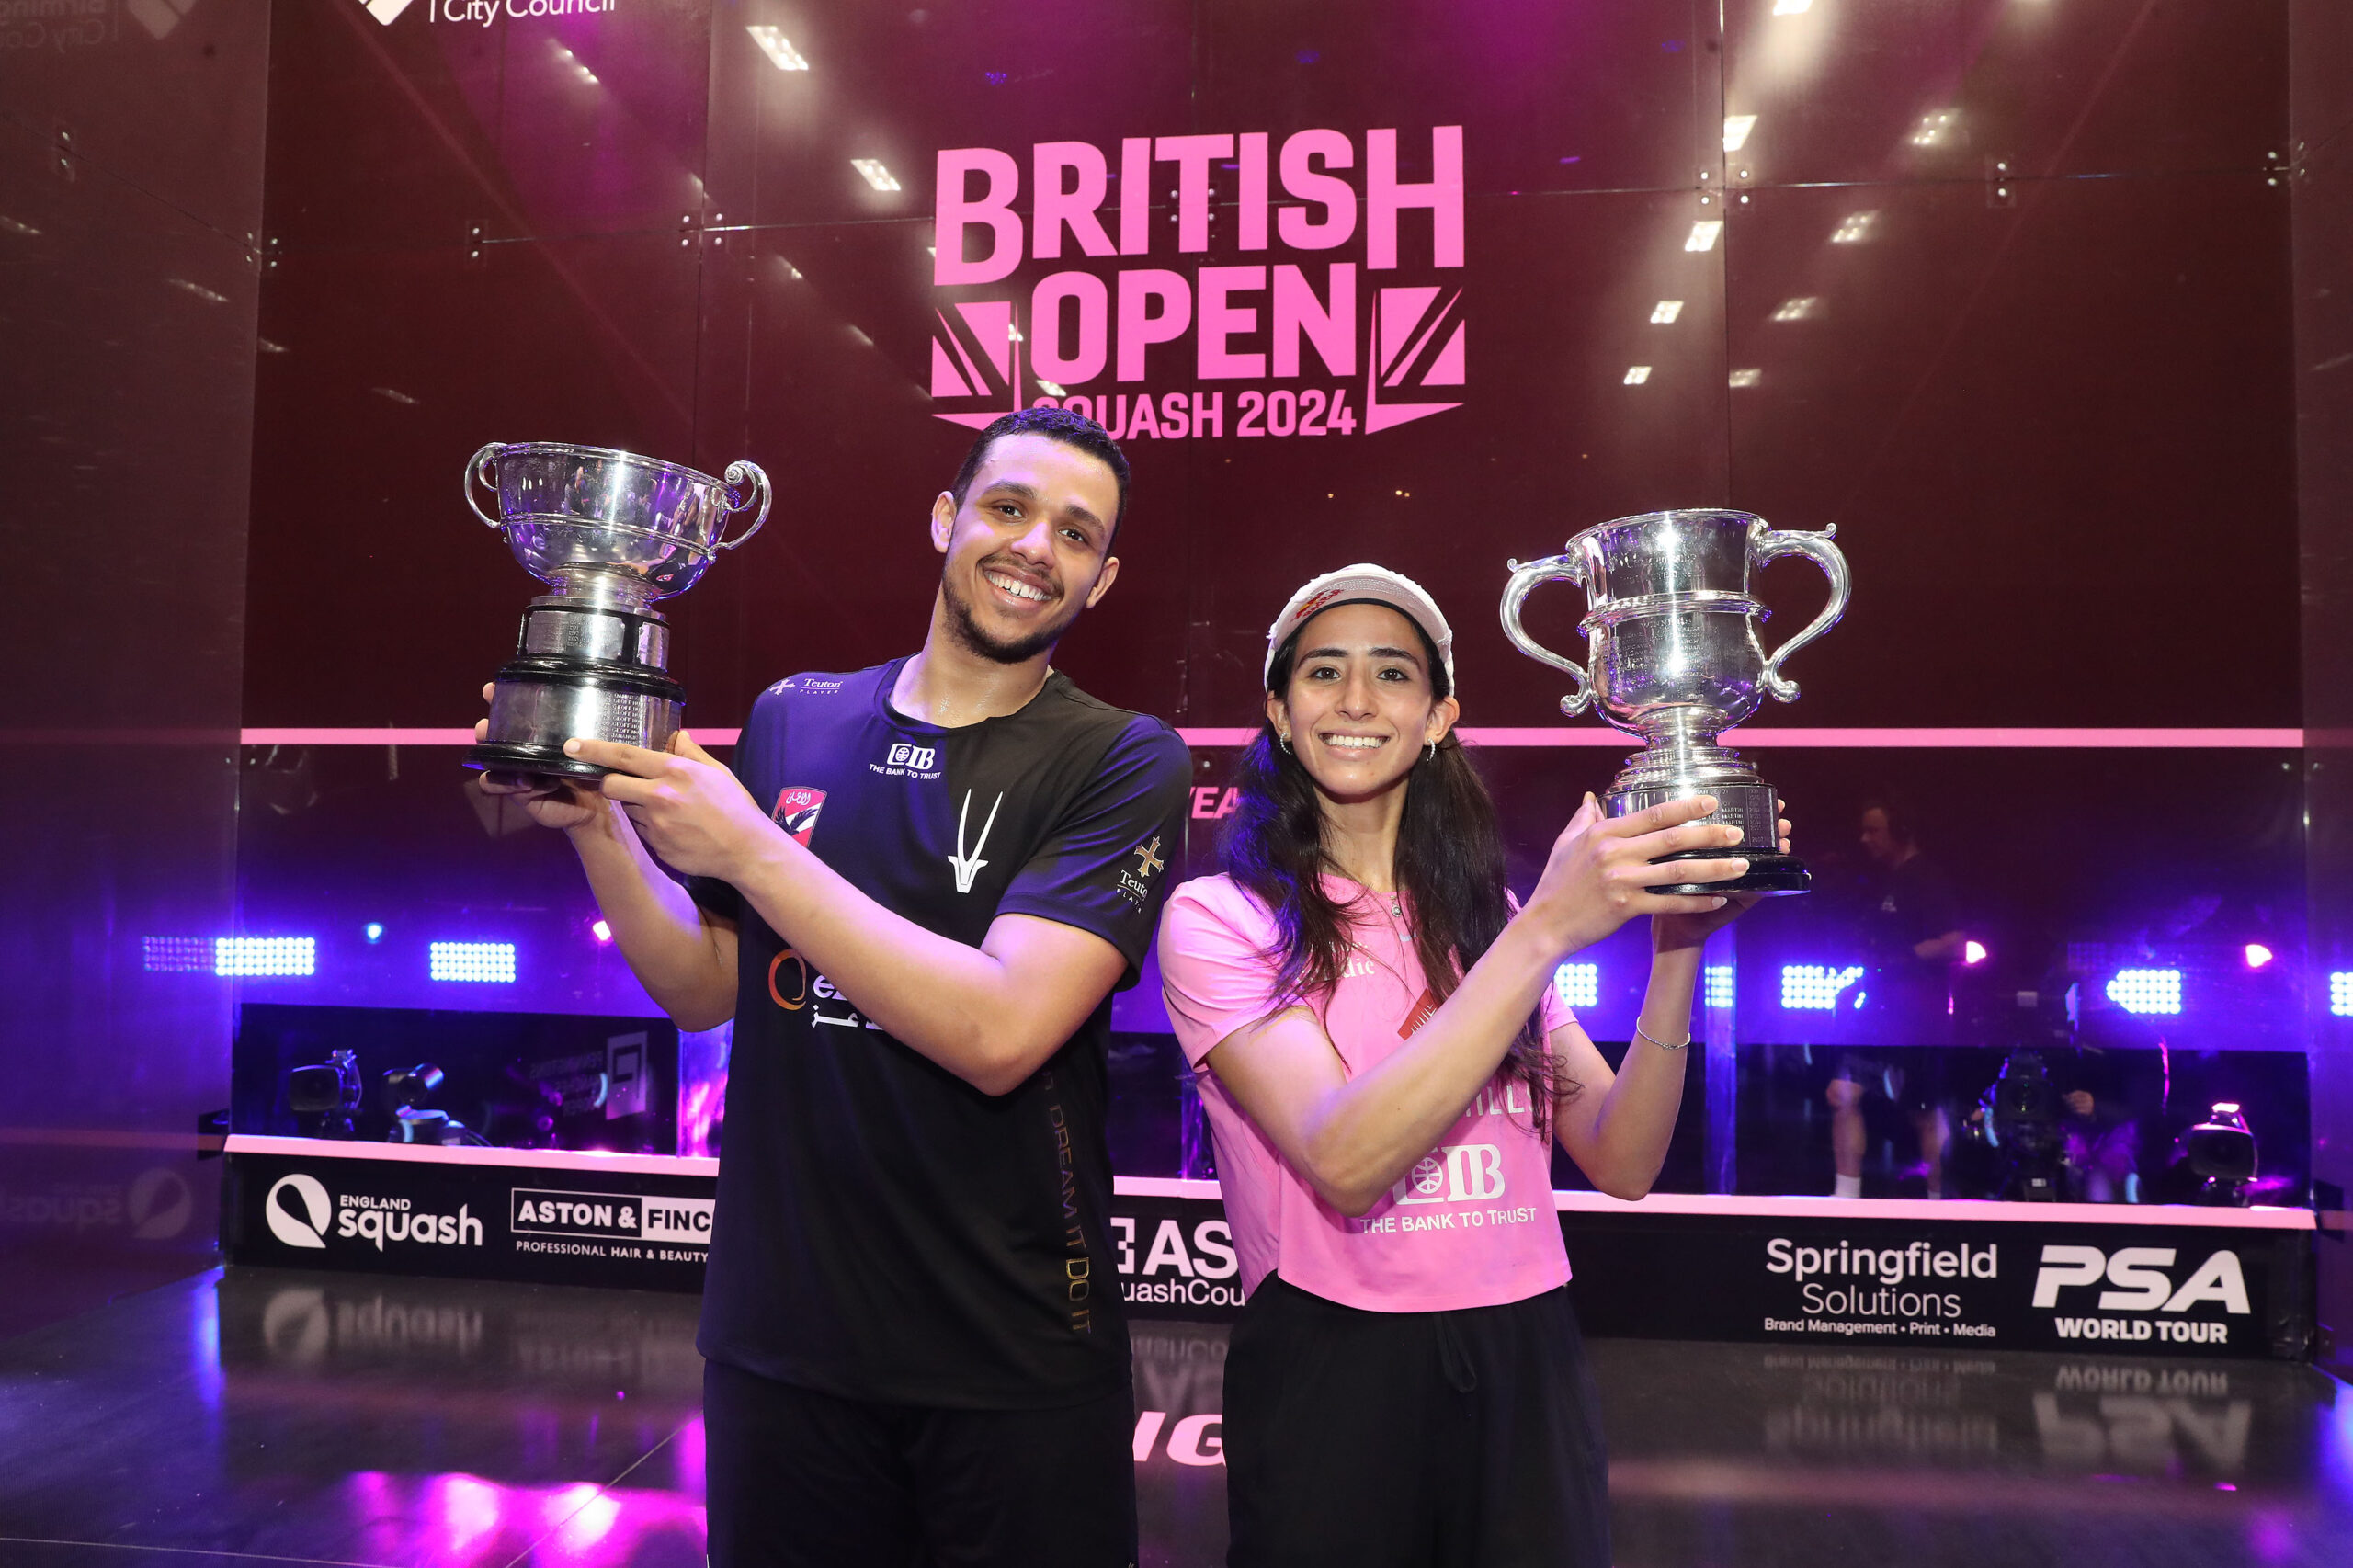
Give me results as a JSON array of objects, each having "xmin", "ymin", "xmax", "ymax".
[
  {"xmin": 1651, "ymin": 299, "xmax": 1684, "ymax": 324},
  {"xmin": 1728, "ymin": 368, "xmax": 1761, "ymax": 388},
  {"xmin": 1910, "ymin": 108, "xmax": 1960, "ymax": 148},
  {"xmin": 1722, "ymin": 115, "xmax": 1757, "ymax": 153},
  {"xmin": 1623, "ymin": 365, "xmax": 1653, "ymax": 384},
  {"xmin": 1830, "ymin": 210, "xmax": 1879, "ymax": 244},
  {"xmin": 745, "ymin": 25, "xmax": 810, "ymax": 71},
  {"xmin": 1769, "ymin": 296, "xmax": 1820, "ymax": 322},
  {"xmin": 1684, "ymin": 220, "xmax": 1723, "ymax": 252},
  {"xmin": 851, "ymin": 158, "xmax": 902, "ymax": 193},
  {"xmin": 1773, "ymin": 0, "xmax": 1813, "ymax": 13}
]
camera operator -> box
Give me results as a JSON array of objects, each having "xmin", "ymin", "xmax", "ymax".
[
  {"xmin": 1825, "ymin": 797, "xmax": 1965, "ymax": 1199},
  {"xmin": 2056, "ymin": 1044, "xmax": 2143, "ymax": 1203}
]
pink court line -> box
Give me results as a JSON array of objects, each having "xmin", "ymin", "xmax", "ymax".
[
  {"xmin": 213, "ymin": 1149, "xmax": 2311, "ymax": 1231},
  {"xmin": 223, "ymin": 1132, "xmax": 718, "ymax": 1179},
  {"xmin": 227, "ymin": 725, "xmax": 2305, "ymax": 750},
  {"xmin": 1112, "ymin": 1175, "xmax": 2311, "ymax": 1229}
]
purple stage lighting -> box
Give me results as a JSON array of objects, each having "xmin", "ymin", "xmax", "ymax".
[
  {"xmin": 1704, "ymin": 964, "xmax": 1734, "ymax": 1009},
  {"xmin": 2331, "ymin": 972, "xmax": 2353, "ymax": 1018},
  {"xmin": 429, "ymin": 942, "xmax": 516, "ymax": 983},
  {"xmin": 2244, "ymin": 943, "xmax": 2274, "ymax": 970},
  {"xmin": 2105, "ymin": 968, "xmax": 2182, "ymax": 1016},
  {"xmin": 142, "ymin": 937, "xmax": 213, "ymax": 973},
  {"xmin": 364, "ymin": 922, "xmax": 384, "ymax": 943},
  {"xmin": 1963, "ymin": 939, "xmax": 1987, "ymax": 965},
  {"xmin": 1780, "ymin": 964, "xmax": 1866, "ymax": 1010},
  {"xmin": 214, "ymin": 937, "xmax": 316, "ymax": 978},
  {"xmin": 591, "ymin": 919, "xmax": 613, "ymax": 944},
  {"xmin": 1553, "ymin": 962, "xmax": 1599, "ymax": 1009}
]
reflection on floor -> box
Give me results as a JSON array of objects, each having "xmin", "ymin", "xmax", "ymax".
[{"xmin": 1, "ymin": 1268, "xmax": 2349, "ymax": 1566}]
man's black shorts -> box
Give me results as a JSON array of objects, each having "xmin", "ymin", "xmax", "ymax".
[{"xmin": 703, "ymin": 1358, "xmax": 1139, "ymax": 1568}]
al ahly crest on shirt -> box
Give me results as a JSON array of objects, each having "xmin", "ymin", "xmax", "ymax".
[{"xmin": 773, "ymin": 787, "xmax": 827, "ymax": 846}]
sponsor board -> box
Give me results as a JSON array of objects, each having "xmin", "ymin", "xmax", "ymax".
[
  {"xmin": 227, "ymin": 1153, "xmax": 716, "ymax": 1291},
  {"xmin": 1561, "ymin": 1213, "xmax": 2309, "ymax": 1361},
  {"xmin": 358, "ymin": 0, "xmax": 621, "ymax": 28},
  {"xmin": 225, "ymin": 1150, "xmax": 2312, "ymax": 1358},
  {"xmin": 1111, "ymin": 1193, "xmax": 1246, "ymax": 1318},
  {"xmin": 1117, "ymin": 1191, "xmax": 2310, "ymax": 1358}
]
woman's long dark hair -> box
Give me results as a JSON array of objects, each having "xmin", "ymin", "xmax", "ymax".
[{"xmin": 1224, "ymin": 623, "xmax": 1570, "ymax": 1132}]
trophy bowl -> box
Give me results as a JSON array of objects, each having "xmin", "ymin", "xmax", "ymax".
[
  {"xmin": 1501, "ymin": 508, "xmax": 1848, "ymax": 896},
  {"xmin": 464, "ymin": 442, "xmax": 769, "ymax": 780}
]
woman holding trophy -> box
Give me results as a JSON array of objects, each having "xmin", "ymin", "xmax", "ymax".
[{"xmin": 1156, "ymin": 565, "xmax": 1790, "ymax": 1567}]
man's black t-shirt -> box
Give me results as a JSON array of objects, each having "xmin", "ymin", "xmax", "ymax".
[
  {"xmin": 1866, "ymin": 853, "xmax": 1961, "ymax": 971},
  {"xmin": 1860, "ymin": 852, "xmax": 1962, "ymax": 1040},
  {"xmin": 688, "ymin": 659, "xmax": 1191, "ymax": 1410}
]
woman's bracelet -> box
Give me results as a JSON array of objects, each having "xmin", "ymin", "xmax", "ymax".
[{"xmin": 1635, "ymin": 1021, "xmax": 1690, "ymax": 1052}]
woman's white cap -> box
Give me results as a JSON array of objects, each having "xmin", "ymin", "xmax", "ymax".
[{"xmin": 1263, "ymin": 564, "xmax": 1456, "ymax": 694}]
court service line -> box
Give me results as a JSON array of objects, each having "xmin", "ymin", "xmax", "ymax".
[{"xmin": 225, "ymin": 726, "xmax": 2307, "ymax": 750}]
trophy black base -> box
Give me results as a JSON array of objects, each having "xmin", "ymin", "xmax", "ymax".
[
  {"xmin": 464, "ymin": 741, "xmax": 613, "ymax": 782},
  {"xmin": 1646, "ymin": 848, "xmax": 1812, "ymax": 898},
  {"xmin": 467, "ymin": 653, "xmax": 685, "ymax": 787}
]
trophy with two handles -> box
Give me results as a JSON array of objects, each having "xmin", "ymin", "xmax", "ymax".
[
  {"xmin": 462, "ymin": 441, "xmax": 770, "ymax": 780},
  {"xmin": 1501, "ymin": 509, "xmax": 1850, "ymax": 894}
]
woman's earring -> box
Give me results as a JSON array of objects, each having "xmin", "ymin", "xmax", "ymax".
[
  {"xmin": 1425, "ymin": 741, "xmax": 1437, "ymax": 762},
  {"xmin": 1279, "ymin": 733, "xmax": 1294, "ymax": 755}
]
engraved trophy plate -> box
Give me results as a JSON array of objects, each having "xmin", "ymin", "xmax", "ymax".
[
  {"xmin": 1500, "ymin": 509, "xmax": 1849, "ymax": 895},
  {"xmin": 464, "ymin": 441, "xmax": 769, "ymax": 779}
]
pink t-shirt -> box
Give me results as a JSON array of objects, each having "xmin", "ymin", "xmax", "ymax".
[{"xmin": 1156, "ymin": 872, "xmax": 1573, "ymax": 1313}]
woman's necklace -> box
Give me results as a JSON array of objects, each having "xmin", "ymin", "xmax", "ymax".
[{"xmin": 1388, "ymin": 890, "xmax": 1403, "ymax": 917}]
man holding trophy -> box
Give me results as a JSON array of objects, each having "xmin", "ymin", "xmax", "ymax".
[{"xmin": 473, "ymin": 408, "xmax": 1189, "ymax": 1567}]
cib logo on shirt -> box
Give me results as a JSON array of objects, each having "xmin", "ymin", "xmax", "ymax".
[
  {"xmin": 888, "ymin": 744, "xmax": 937, "ymax": 770},
  {"xmin": 1393, "ymin": 1143, "xmax": 1506, "ymax": 1205}
]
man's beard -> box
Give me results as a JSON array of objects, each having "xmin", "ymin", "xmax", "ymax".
[{"xmin": 941, "ymin": 560, "xmax": 1083, "ymax": 665}]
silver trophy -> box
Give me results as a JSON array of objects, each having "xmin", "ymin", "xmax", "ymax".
[
  {"xmin": 464, "ymin": 441, "xmax": 769, "ymax": 779},
  {"xmin": 1500, "ymin": 509, "xmax": 1848, "ymax": 894}
]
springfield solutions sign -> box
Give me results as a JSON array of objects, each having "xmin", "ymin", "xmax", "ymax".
[
  {"xmin": 927, "ymin": 127, "xmax": 1467, "ymax": 439},
  {"xmin": 1554, "ymin": 1211, "xmax": 2304, "ymax": 1361}
]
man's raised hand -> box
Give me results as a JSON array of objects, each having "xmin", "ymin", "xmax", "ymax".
[
  {"xmin": 566, "ymin": 731, "xmax": 775, "ymax": 881},
  {"xmin": 472, "ymin": 682, "xmax": 605, "ymax": 832}
]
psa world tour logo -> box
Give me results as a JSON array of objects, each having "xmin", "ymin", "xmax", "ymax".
[{"xmin": 930, "ymin": 128, "xmax": 1465, "ymax": 440}]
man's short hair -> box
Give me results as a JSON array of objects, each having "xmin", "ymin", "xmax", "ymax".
[
  {"xmin": 948, "ymin": 407, "xmax": 1131, "ymax": 536},
  {"xmin": 1861, "ymin": 794, "xmax": 1919, "ymax": 846}
]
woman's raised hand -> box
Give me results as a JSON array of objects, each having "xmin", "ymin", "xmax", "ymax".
[
  {"xmin": 1523, "ymin": 793, "xmax": 1750, "ymax": 957},
  {"xmin": 1652, "ymin": 801, "xmax": 1793, "ymax": 953}
]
